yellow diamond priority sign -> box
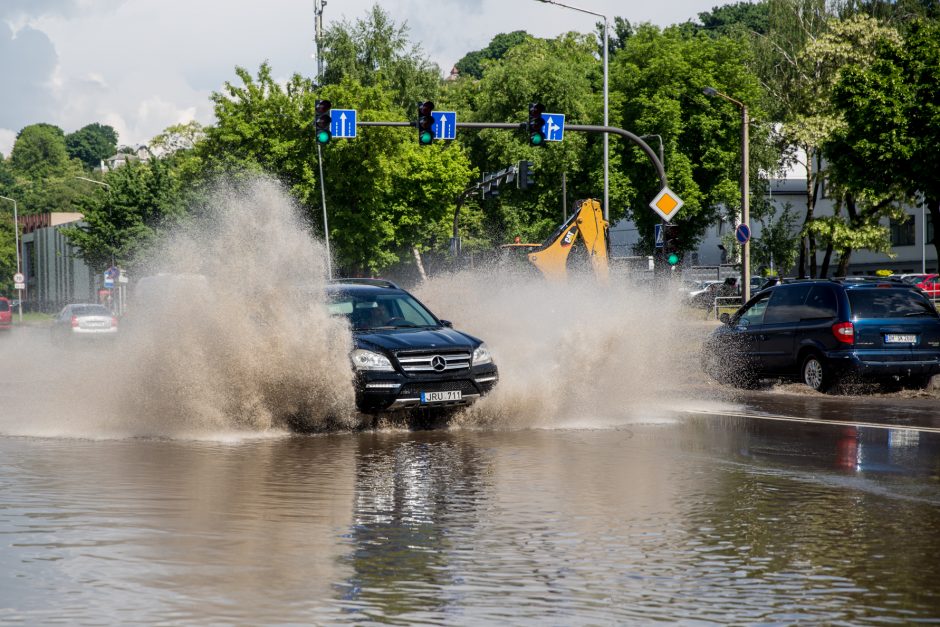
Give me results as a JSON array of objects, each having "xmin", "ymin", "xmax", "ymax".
[{"xmin": 649, "ymin": 186, "xmax": 684, "ymax": 222}]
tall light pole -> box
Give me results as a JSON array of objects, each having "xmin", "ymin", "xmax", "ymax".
[
  {"xmin": 703, "ymin": 87, "xmax": 750, "ymax": 304},
  {"xmin": 0, "ymin": 195, "xmax": 23, "ymax": 322},
  {"xmin": 535, "ymin": 0, "xmax": 609, "ymax": 221}
]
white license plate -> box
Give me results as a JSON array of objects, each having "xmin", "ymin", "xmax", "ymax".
[
  {"xmin": 885, "ymin": 334, "xmax": 917, "ymax": 343},
  {"xmin": 420, "ymin": 390, "xmax": 462, "ymax": 404}
]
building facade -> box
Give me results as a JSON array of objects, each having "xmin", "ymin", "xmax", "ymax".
[{"xmin": 19, "ymin": 213, "xmax": 96, "ymax": 312}]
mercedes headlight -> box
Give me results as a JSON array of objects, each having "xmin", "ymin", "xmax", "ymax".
[
  {"xmin": 351, "ymin": 349, "xmax": 394, "ymax": 371},
  {"xmin": 472, "ymin": 343, "xmax": 493, "ymax": 366}
]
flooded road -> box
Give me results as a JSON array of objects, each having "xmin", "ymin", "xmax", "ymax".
[
  {"xmin": 1, "ymin": 411, "xmax": 938, "ymax": 625},
  {"xmin": 2, "ymin": 182, "xmax": 939, "ymax": 623}
]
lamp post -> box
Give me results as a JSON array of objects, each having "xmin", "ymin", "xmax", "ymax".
[
  {"xmin": 0, "ymin": 195, "xmax": 23, "ymax": 322},
  {"xmin": 535, "ymin": 0, "xmax": 609, "ymax": 221},
  {"xmin": 703, "ymin": 86, "xmax": 750, "ymax": 303}
]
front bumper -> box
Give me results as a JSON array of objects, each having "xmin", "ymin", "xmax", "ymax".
[{"xmin": 355, "ymin": 365, "xmax": 499, "ymax": 413}]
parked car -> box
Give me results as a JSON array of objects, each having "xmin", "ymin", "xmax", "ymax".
[
  {"xmin": 701, "ymin": 278, "xmax": 940, "ymax": 391},
  {"xmin": 898, "ymin": 273, "xmax": 937, "ymax": 286},
  {"xmin": 326, "ymin": 279, "xmax": 498, "ymax": 413},
  {"xmin": 0, "ymin": 297, "xmax": 11, "ymax": 331},
  {"xmin": 915, "ymin": 275, "xmax": 940, "ymax": 298},
  {"xmin": 51, "ymin": 304, "xmax": 118, "ymax": 341}
]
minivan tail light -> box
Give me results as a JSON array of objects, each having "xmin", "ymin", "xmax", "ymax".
[
  {"xmin": 832, "ymin": 321, "xmax": 854, "ymax": 344},
  {"xmin": 70, "ymin": 316, "xmax": 79, "ymax": 328},
  {"xmin": 111, "ymin": 316, "xmax": 118, "ymax": 328}
]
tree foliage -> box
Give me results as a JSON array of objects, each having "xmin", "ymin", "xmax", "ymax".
[
  {"xmin": 454, "ymin": 31, "xmax": 529, "ymax": 79},
  {"xmin": 61, "ymin": 158, "xmax": 186, "ymax": 272},
  {"xmin": 827, "ymin": 18, "xmax": 940, "ymax": 268},
  {"xmin": 65, "ymin": 123, "xmax": 118, "ymax": 170},
  {"xmin": 10, "ymin": 123, "xmax": 71, "ymax": 178}
]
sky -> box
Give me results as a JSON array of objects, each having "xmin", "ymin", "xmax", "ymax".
[{"xmin": 0, "ymin": 0, "xmax": 728, "ymax": 157}]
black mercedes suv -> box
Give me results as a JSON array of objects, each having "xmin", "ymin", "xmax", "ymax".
[{"xmin": 326, "ymin": 279, "xmax": 498, "ymax": 413}]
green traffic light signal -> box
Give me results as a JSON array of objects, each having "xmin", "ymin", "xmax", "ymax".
[
  {"xmin": 667, "ymin": 252, "xmax": 680, "ymax": 266},
  {"xmin": 419, "ymin": 130, "xmax": 433, "ymax": 145},
  {"xmin": 530, "ymin": 132, "xmax": 544, "ymax": 146},
  {"xmin": 316, "ymin": 129, "xmax": 330, "ymax": 144}
]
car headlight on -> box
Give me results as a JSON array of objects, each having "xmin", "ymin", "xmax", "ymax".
[
  {"xmin": 351, "ymin": 349, "xmax": 394, "ymax": 371},
  {"xmin": 472, "ymin": 342, "xmax": 493, "ymax": 366}
]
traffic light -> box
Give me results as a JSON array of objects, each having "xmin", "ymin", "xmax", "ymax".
[
  {"xmin": 517, "ymin": 160, "xmax": 535, "ymax": 190},
  {"xmin": 417, "ymin": 101, "xmax": 435, "ymax": 145},
  {"xmin": 662, "ymin": 223, "xmax": 681, "ymax": 266},
  {"xmin": 315, "ymin": 99, "xmax": 332, "ymax": 144},
  {"xmin": 527, "ymin": 103, "xmax": 546, "ymax": 146}
]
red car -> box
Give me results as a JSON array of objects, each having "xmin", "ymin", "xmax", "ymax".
[
  {"xmin": 0, "ymin": 297, "xmax": 11, "ymax": 330},
  {"xmin": 915, "ymin": 274, "xmax": 940, "ymax": 298}
]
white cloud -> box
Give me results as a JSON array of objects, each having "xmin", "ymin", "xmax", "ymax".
[{"xmin": 2, "ymin": 0, "xmax": 724, "ymax": 151}]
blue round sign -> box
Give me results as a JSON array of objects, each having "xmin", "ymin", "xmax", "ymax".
[{"xmin": 735, "ymin": 224, "xmax": 751, "ymax": 245}]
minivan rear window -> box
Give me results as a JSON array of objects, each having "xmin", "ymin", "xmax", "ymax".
[{"xmin": 847, "ymin": 289, "xmax": 937, "ymax": 319}]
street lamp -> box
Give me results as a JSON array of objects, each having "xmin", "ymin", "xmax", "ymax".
[
  {"xmin": 0, "ymin": 195, "xmax": 23, "ymax": 322},
  {"xmin": 703, "ymin": 86, "xmax": 751, "ymax": 303},
  {"xmin": 535, "ymin": 0, "xmax": 609, "ymax": 221}
]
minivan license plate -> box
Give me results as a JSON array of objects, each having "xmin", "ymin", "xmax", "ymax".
[
  {"xmin": 420, "ymin": 390, "xmax": 462, "ymax": 404},
  {"xmin": 885, "ymin": 334, "xmax": 917, "ymax": 343}
]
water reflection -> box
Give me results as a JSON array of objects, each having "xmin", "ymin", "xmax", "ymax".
[{"xmin": 337, "ymin": 432, "xmax": 489, "ymax": 620}]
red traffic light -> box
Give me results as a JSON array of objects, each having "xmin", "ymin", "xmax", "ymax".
[
  {"xmin": 315, "ymin": 99, "xmax": 332, "ymax": 114},
  {"xmin": 418, "ymin": 101, "xmax": 434, "ymax": 117}
]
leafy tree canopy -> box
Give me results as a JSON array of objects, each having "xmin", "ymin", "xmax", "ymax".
[
  {"xmin": 319, "ymin": 4, "xmax": 440, "ymax": 112},
  {"xmin": 10, "ymin": 123, "xmax": 70, "ymax": 177},
  {"xmin": 65, "ymin": 123, "xmax": 118, "ymax": 170},
  {"xmin": 695, "ymin": 1, "xmax": 770, "ymax": 35},
  {"xmin": 454, "ymin": 30, "xmax": 529, "ymax": 79}
]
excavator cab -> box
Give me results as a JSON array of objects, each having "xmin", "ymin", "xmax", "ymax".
[{"xmin": 524, "ymin": 198, "xmax": 609, "ymax": 282}]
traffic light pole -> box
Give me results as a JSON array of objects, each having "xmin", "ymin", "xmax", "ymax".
[{"xmin": 355, "ymin": 121, "xmax": 667, "ymax": 190}]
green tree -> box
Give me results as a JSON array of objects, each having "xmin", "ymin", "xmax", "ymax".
[
  {"xmin": 10, "ymin": 123, "xmax": 71, "ymax": 178},
  {"xmin": 62, "ymin": 157, "xmax": 186, "ymax": 272},
  {"xmin": 454, "ymin": 31, "xmax": 529, "ymax": 79},
  {"xmin": 826, "ymin": 19, "xmax": 940, "ymax": 270},
  {"xmin": 319, "ymin": 4, "xmax": 440, "ymax": 111},
  {"xmin": 200, "ymin": 63, "xmax": 474, "ymax": 273},
  {"xmin": 695, "ymin": 2, "xmax": 770, "ymax": 36},
  {"xmin": 611, "ymin": 24, "xmax": 771, "ymax": 257},
  {"xmin": 65, "ymin": 123, "xmax": 118, "ymax": 170}
]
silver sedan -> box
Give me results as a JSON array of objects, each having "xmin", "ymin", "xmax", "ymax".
[{"xmin": 52, "ymin": 304, "xmax": 118, "ymax": 341}]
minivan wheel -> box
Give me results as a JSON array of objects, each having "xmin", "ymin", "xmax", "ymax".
[{"xmin": 801, "ymin": 353, "xmax": 834, "ymax": 392}]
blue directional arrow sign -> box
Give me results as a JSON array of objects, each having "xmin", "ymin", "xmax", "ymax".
[
  {"xmin": 432, "ymin": 111, "xmax": 456, "ymax": 140},
  {"xmin": 330, "ymin": 109, "xmax": 357, "ymax": 139},
  {"xmin": 542, "ymin": 113, "xmax": 565, "ymax": 142},
  {"xmin": 655, "ymin": 224, "xmax": 664, "ymax": 248}
]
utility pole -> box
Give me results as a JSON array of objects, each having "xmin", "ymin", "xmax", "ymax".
[{"xmin": 314, "ymin": 0, "xmax": 327, "ymax": 81}]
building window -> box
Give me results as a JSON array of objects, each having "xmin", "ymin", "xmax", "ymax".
[{"xmin": 890, "ymin": 216, "xmax": 915, "ymax": 247}]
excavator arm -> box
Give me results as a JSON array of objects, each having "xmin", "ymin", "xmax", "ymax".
[{"xmin": 527, "ymin": 199, "xmax": 609, "ymax": 282}]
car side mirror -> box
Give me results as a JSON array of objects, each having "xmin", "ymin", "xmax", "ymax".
[
  {"xmin": 719, "ymin": 312, "xmax": 731, "ymax": 325},
  {"xmin": 439, "ymin": 319, "xmax": 453, "ymax": 328}
]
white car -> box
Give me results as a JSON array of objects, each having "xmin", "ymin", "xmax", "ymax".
[{"xmin": 52, "ymin": 303, "xmax": 118, "ymax": 341}]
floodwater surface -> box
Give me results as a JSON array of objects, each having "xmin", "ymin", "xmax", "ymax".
[{"xmin": 1, "ymin": 419, "xmax": 939, "ymax": 625}]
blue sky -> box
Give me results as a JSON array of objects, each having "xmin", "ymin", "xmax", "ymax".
[{"xmin": 0, "ymin": 0, "xmax": 729, "ymax": 156}]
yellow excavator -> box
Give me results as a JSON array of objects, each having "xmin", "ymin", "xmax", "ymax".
[{"xmin": 501, "ymin": 198, "xmax": 609, "ymax": 282}]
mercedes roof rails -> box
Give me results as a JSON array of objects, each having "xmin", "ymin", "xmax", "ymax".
[{"xmin": 328, "ymin": 278, "xmax": 401, "ymax": 289}]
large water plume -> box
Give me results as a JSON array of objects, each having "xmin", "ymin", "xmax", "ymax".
[{"xmin": 0, "ymin": 176, "xmax": 717, "ymax": 439}]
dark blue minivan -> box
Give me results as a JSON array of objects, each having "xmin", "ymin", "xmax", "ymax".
[{"xmin": 701, "ymin": 279, "xmax": 940, "ymax": 391}]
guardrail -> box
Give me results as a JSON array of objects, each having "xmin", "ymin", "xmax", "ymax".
[{"xmin": 711, "ymin": 296, "xmax": 742, "ymax": 320}]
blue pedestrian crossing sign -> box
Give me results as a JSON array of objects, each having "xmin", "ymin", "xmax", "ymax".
[
  {"xmin": 330, "ymin": 109, "xmax": 357, "ymax": 139},
  {"xmin": 432, "ymin": 111, "xmax": 456, "ymax": 140},
  {"xmin": 655, "ymin": 224, "xmax": 664, "ymax": 248},
  {"xmin": 542, "ymin": 113, "xmax": 565, "ymax": 142}
]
